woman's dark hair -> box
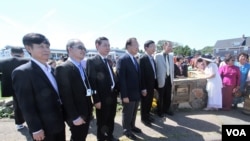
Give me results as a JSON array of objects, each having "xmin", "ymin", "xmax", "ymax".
[
  {"xmin": 224, "ymin": 54, "xmax": 234, "ymax": 63},
  {"xmin": 176, "ymin": 56, "xmax": 183, "ymax": 62},
  {"xmin": 237, "ymin": 52, "xmax": 249, "ymax": 61},
  {"xmin": 197, "ymin": 58, "xmax": 203, "ymax": 62}
]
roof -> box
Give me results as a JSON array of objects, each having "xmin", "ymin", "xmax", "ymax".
[{"xmin": 214, "ymin": 36, "xmax": 250, "ymax": 49}]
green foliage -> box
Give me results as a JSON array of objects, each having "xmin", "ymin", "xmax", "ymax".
[
  {"xmin": 154, "ymin": 40, "xmax": 214, "ymax": 57},
  {"xmin": 200, "ymin": 46, "xmax": 213, "ymax": 55},
  {"xmin": 191, "ymin": 48, "xmax": 197, "ymax": 56},
  {"xmin": 156, "ymin": 40, "xmax": 167, "ymax": 53},
  {"xmin": 182, "ymin": 46, "xmax": 213, "ymax": 57},
  {"xmin": 173, "ymin": 45, "xmax": 192, "ymax": 57},
  {"xmin": 0, "ymin": 106, "xmax": 13, "ymax": 118},
  {"xmin": 138, "ymin": 49, "xmax": 144, "ymax": 53}
]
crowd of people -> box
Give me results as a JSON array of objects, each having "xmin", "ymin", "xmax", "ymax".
[
  {"xmin": 186, "ymin": 53, "xmax": 250, "ymax": 111},
  {"xmin": 0, "ymin": 32, "xmax": 249, "ymax": 141}
]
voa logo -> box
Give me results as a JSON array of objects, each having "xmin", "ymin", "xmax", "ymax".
[{"xmin": 226, "ymin": 129, "xmax": 246, "ymax": 136}]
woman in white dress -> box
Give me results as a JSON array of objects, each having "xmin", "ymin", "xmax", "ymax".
[{"xmin": 201, "ymin": 56, "xmax": 223, "ymax": 111}]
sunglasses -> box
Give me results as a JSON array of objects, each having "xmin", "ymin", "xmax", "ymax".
[{"xmin": 73, "ymin": 45, "xmax": 86, "ymax": 51}]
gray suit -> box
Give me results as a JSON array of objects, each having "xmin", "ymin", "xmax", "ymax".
[
  {"xmin": 154, "ymin": 52, "xmax": 174, "ymax": 88},
  {"xmin": 154, "ymin": 52, "xmax": 174, "ymax": 116}
]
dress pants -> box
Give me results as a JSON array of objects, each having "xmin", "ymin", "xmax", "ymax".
[
  {"xmin": 96, "ymin": 96, "xmax": 117, "ymax": 140},
  {"xmin": 141, "ymin": 89, "xmax": 154, "ymax": 121},
  {"xmin": 13, "ymin": 93, "xmax": 25, "ymax": 125},
  {"xmin": 70, "ymin": 120, "xmax": 90, "ymax": 141},
  {"xmin": 122, "ymin": 101, "xmax": 139, "ymax": 132},
  {"xmin": 157, "ymin": 76, "xmax": 172, "ymax": 115},
  {"xmin": 222, "ymin": 86, "xmax": 234, "ymax": 110}
]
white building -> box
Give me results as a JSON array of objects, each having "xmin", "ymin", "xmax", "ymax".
[{"xmin": 0, "ymin": 46, "xmax": 125, "ymax": 61}]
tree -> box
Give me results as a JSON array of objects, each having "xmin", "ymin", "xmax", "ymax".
[
  {"xmin": 156, "ymin": 40, "xmax": 167, "ymax": 53},
  {"xmin": 173, "ymin": 46, "xmax": 183, "ymax": 56},
  {"xmin": 191, "ymin": 48, "xmax": 197, "ymax": 56},
  {"xmin": 183, "ymin": 45, "xmax": 192, "ymax": 56},
  {"xmin": 200, "ymin": 46, "xmax": 213, "ymax": 55},
  {"xmin": 173, "ymin": 45, "xmax": 192, "ymax": 57}
]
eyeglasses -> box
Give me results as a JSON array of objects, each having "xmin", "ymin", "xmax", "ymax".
[{"xmin": 73, "ymin": 45, "xmax": 86, "ymax": 51}]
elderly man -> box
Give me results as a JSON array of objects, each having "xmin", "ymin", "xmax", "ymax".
[
  {"xmin": 12, "ymin": 33, "xmax": 65, "ymax": 141},
  {"xmin": 154, "ymin": 40, "xmax": 175, "ymax": 117},
  {"xmin": 55, "ymin": 39, "xmax": 93, "ymax": 141}
]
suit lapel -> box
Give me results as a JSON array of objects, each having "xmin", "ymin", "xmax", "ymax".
[
  {"xmin": 96, "ymin": 55, "xmax": 116, "ymax": 85},
  {"xmin": 96, "ymin": 55, "xmax": 110, "ymax": 75},
  {"xmin": 66, "ymin": 60, "xmax": 83, "ymax": 82},
  {"xmin": 126, "ymin": 54, "xmax": 139, "ymax": 72},
  {"xmin": 145, "ymin": 55, "xmax": 156, "ymax": 74},
  {"xmin": 160, "ymin": 52, "xmax": 167, "ymax": 68},
  {"xmin": 31, "ymin": 61, "xmax": 58, "ymax": 95},
  {"xmin": 145, "ymin": 55, "xmax": 151, "ymax": 70}
]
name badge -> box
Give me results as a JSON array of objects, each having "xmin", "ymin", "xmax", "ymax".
[{"xmin": 86, "ymin": 89, "xmax": 92, "ymax": 96}]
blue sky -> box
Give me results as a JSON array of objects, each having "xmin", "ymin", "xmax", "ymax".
[{"xmin": 0, "ymin": 0, "xmax": 249, "ymax": 50}]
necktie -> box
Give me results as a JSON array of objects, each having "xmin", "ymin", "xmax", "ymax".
[
  {"xmin": 166, "ymin": 54, "xmax": 170, "ymax": 76},
  {"xmin": 78, "ymin": 64, "xmax": 85, "ymax": 81},
  {"xmin": 149, "ymin": 56, "xmax": 156, "ymax": 79},
  {"xmin": 104, "ymin": 58, "xmax": 115, "ymax": 89},
  {"xmin": 104, "ymin": 58, "xmax": 108, "ymax": 65},
  {"xmin": 133, "ymin": 57, "xmax": 139, "ymax": 71},
  {"xmin": 166, "ymin": 54, "xmax": 170, "ymax": 64}
]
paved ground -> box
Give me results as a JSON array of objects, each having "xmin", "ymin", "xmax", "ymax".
[{"xmin": 1, "ymin": 105, "xmax": 250, "ymax": 141}]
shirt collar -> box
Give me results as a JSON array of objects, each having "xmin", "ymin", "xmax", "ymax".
[
  {"xmin": 31, "ymin": 58, "xmax": 51, "ymax": 72},
  {"xmin": 98, "ymin": 53, "xmax": 107, "ymax": 60},
  {"xmin": 126, "ymin": 51, "xmax": 135, "ymax": 59},
  {"xmin": 146, "ymin": 52, "xmax": 153, "ymax": 58},
  {"xmin": 68, "ymin": 57, "xmax": 81, "ymax": 67}
]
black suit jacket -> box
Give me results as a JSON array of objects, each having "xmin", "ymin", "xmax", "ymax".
[
  {"xmin": 116, "ymin": 53, "xmax": 141, "ymax": 101},
  {"xmin": 55, "ymin": 60, "xmax": 92, "ymax": 126},
  {"xmin": 139, "ymin": 54, "xmax": 157, "ymax": 93},
  {"xmin": 0, "ymin": 57, "xmax": 29, "ymax": 97},
  {"xmin": 174, "ymin": 64, "xmax": 188, "ymax": 78},
  {"xmin": 12, "ymin": 61, "xmax": 64, "ymax": 134},
  {"xmin": 86, "ymin": 55, "xmax": 118, "ymax": 104}
]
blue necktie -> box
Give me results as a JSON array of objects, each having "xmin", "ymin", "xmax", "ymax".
[
  {"xmin": 78, "ymin": 64, "xmax": 85, "ymax": 81},
  {"xmin": 133, "ymin": 57, "xmax": 139, "ymax": 71}
]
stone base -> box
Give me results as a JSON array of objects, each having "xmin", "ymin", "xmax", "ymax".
[{"xmin": 173, "ymin": 77, "xmax": 207, "ymax": 110}]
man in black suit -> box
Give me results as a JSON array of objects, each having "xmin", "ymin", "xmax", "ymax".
[
  {"xmin": 116, "ymin": 37, "xmax": 142, "ymax": 140},
  {"xmin": 12, "ymin": 33, "xmax": 65, "ymax": 141},
  {"xmin": 0, "ymin": 47, "xmax": 29, "ymax": 130},
  {"xmin": 139, "ymin": 40, "xmax": 157, "ymax": 127},
  {"xmin": 55, "ymin": 39, "xmax": 93, "ymax": 141},
  {"xmin": 86, "ymin": 37, "xmax": 119, "ymax": 141}
]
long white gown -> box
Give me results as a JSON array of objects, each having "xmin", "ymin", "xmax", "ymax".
[{"xmin": 205, "ymin": 63, "xmax": 222, "ymax": 108}]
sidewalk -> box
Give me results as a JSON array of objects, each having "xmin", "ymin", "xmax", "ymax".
[{"xmin": 1, "ymin": 106, "xmax": 250, "ymax": 141}]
